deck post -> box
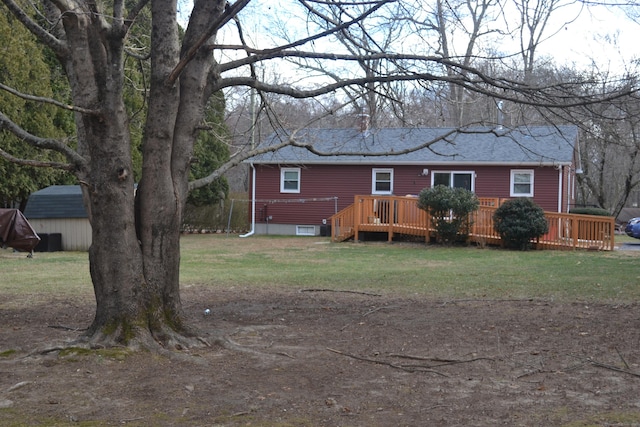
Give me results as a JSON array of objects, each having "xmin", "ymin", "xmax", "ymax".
[
  {"xmin": 608, "ymin": 217, "xmax": 615, "ymax": 250},
  {"xmin": 330, "ymin": 217, "xmax": 334, "ymax": 242},
  {"xmin": 571, "ymin": 215, "xmax": 579, "ymax": 249},
  {"xmin": 388, "ymin": 197, "xmax": 394, "ymax": 242},
  {"xmin": 354, "ymin": 195, "xmax": 361, "ymax": 242},
  {"xmin": 330, "ymin": 215, "xmax": 337, "ymax": 242}
]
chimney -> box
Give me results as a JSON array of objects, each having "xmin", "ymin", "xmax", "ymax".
[
  {"xmin": 496, "ymin": 100, "xmax": 504, "ymax": 130},
  {"xmin": 357, "ymin": 113, "xmax": 370, "ymax": 132}
]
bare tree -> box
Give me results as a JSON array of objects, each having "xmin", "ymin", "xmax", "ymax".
[
  {"xmin": 435, "ymin": 0, "xmax": 506, "ymax": 126},
  {"xmin": 513, "ymin": 0, "xmax": 579, "ymax": 78},
  {"xmin": 276, "ymin": 0, "xmax": 411, "ymax": 127},
  {"xmin": 0, "ymin": 0, "xmax": 635, "ymax": 349},
  {"xmin": 576, "ymin": 74, "xmax": 640, "ymax": 216}
]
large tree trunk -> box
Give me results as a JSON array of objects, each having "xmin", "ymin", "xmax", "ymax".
[
  {"xmin": 54, "ymin": 5, "xmax": 165, "ymax": 348},
  {"xmin": 132, "ymin": 0, "xmax": 185, "ymax": 345},
  {"xmin": 50, "ymin": 0, "xmax": 225, "ymax": 349}
]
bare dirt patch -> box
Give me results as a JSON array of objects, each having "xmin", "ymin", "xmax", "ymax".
[{"xmin": 2, "ymin": 285, "xmax": 640, "ymax": 426}]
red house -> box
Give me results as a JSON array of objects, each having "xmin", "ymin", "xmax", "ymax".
[{"xmin": 244, "ymin": 126, "xmax": 580, "ymax": 236}]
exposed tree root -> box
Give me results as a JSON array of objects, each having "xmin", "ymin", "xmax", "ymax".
[
  {"xmin": 207, "ymin": 332, "xmax": 280, "ymax": 361},
  {"xmin": 388, "ymin": 353, "xmax": 495, "ymax": 366},
  {"xmin": 586, "ymin": 358, "xmax": 640, "ymax": 378},
  {"xmin": 327, "ymin": 349, "xmax": 497, "ymax": 375},
  {"xmin": 47, "ymin": 324, "xmax": 87, "ymax": 331},
  {"xmin": 24, "ymin": 322, "xmax": 293, "ymax": 367},
  {"xmin": 71, "ymin": 324, "xmax": 214, "ymax": 364},
  {"xmin": 327, "ymin": 347, "xmax": 450, "ymax": 376},
  {"xmin": 22, "ymin": 322, "xmax": 213, "ymax": 365},
  {"xmin": 300, "ymin": 288, "xmax": 382, "ymax": 297}
]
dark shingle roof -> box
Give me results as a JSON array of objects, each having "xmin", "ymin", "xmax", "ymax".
[
  {"xmin": 249, "ymin": 125, "xmax": 578, "ymax": 166},
  {"xmin": 24, "ymin": 185, "xmax": 87, "ymax": 219}
]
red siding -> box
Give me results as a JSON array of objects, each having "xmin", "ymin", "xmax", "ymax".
[
  {"xmin": 250, "ymin": 164, "xmax": 565, "ymax": 226},
  {"xmin": 473, "ymin": 165, "xmax": 563, "ymax": 212},
  {"xmin": 532, "ymin": 167, "xmax": 563, "ymax": 212}
]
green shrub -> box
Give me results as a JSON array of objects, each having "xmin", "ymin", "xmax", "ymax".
[
  {"xmin": 417, "ymin": 185, "xmax": 479, "ymax": 244},
  {"xmin": 569, "ymin": 207, "xmax": 611, "ymax": 217},
  {"xmin": 493, "ymin": 198, "xmax": 548, "ymax": 250}
]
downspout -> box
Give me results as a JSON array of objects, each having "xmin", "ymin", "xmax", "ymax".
[
  {"xmin": 240, "ymin": 89, "xmax": 257, "ymax": 238},
  {"xmin": 566, "ymin": 166, "xmax": 572, "ymax": 213},
  {"xmin": 240, "ymin": 163, "xmax": 256, "ymax": 237},
  {"xmin": 557, "ymin": 165, "xmax": 563, "ymax": 213}
]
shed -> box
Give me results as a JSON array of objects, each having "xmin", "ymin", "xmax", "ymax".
[{"xmin": 24, "ymin": 185, "xmax": 91, "ymax": 251}]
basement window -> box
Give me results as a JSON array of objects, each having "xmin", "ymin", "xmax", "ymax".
[{"xmin": 296, "ymin": 225, "xmax": 316, "ymax": 236}]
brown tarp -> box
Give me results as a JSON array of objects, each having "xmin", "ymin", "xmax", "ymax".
[{"xmin": 0, "ymin": 209, "xmax": 41, "ymax": 252}]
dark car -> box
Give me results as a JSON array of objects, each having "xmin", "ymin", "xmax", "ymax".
[{"xmin": 625, "ymin": 217, "xmax": 640, "ymax": 239}]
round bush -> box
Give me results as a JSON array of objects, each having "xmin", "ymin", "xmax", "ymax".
[
  {"xmin": 418, "ymin": 185, "xmax": 479, "ymax": 244},
  {"xmin": 493, "ymin": 198, "xmax": 548, "ymax": 250}
]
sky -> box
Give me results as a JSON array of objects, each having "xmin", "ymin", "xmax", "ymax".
[
  {"xmin": 182, "ymin": 0, "xmax": 640, "ymax": 84},
  {"xmin": 537, "ymin": 3, "xmax": 639, "ymax": 73}
]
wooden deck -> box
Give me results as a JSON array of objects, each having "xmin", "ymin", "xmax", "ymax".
[{"xmin": 330, "ymin": 195, "xmax": 616, "ymax": 251}]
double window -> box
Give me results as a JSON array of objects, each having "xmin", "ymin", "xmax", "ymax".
[
  {"xmin": 372, "ymin": 168, "xmax": 393, "ymax": 194},
  {"xmin": 432, "ymin": 171, "xmax": 474, "ymax": 191},
  {"xmin": 510, "ymin": 169, "xmax": 534, "ymax": 197},
  {"xmin": 280, "ymin": 167, "xmax": 300, "ymax": 193}
]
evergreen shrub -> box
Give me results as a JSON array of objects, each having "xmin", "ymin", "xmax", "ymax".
[
  {"xmin": 569, "ymin": 207, "xmax": 611, "ymax": 217},
  {"xmin": 493, "ymin": 198, "xmax": 548, "ymax": 250},
  {"xmin": 417, "ymin": 185, "xmax": 479, "ymax": 244}
]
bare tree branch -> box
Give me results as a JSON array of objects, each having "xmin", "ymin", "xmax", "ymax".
[
  {"xmin": 217, "ymin": 71, "xmax": 636, "ymax": 109},
  {"xmin": 0, "ymin": 83, "xmax": 100, "ymax": 116},
  {"xmin": 287, "ymin": 127, "xmax": 462, "ymax": 157},
  {"xmin": 188, "ymin": 135, "xmax": 296, "ymax": 190},
  {"xmin": 212, "ymin": 0, "xmax": 395, "ymax": 74},
  {"xmin": 166, "ymin": 0, "xmax": 252, "ymax": 85},
  {"xmin": 0, "ymin": 147, "xmax": 74, "ymax": 171},
  {"xmin": 0, "ymin": 112, "xmax": 86, "ymax": 168},
  {"xmin": 0, "ymin": 0, "xmax": 67, "ymax": 56},
  {"xmin": 125, "ymin": 0, "xmax": 150, "ymax": 27}
]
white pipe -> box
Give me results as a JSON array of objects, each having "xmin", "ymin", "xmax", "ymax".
[
  {"xmin": 557, "ymin": 165, "xmax": 563, "ymax": 213},
  {"xmin": 567, "ymin": 167, "xmax": 572, "ymax": 213},
  {"xmin": 240, "ymin": 163, "xmax": 256, "ymax": 237},
  {"xmin": 575, "ymin": 136, "xmax": 584, "ymax": 174}
]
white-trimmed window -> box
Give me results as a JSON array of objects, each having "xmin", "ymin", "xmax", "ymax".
[
  {"xmin": 510, "ymin": 169, "xmax": 534, "ymax": 197},
  {"xmin": 432, "ymin": 171, "xmax": 474, "ymax": 191},
  {"xmin": 372, "ymin": 168, "xmax": 393, "ymax": 194},
  {"xmin": 280, "ymin": 167, "xmax": 300, "ymax": 193}
]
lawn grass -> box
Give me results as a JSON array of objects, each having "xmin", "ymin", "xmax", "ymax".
[
  {"xmin": 2, "ymin": 234, "xmax": 639, "ymax": 303},
  {"xmin": 616, "ymin": 233, "xmax": 640, "ymax": 245},
  {"xmin": 0, "ymin": 249, "xmax": 92, "ymax": 298},
  {"xmin": 179, "ymin": 235, "xmax": 640, "ymax": 301}
]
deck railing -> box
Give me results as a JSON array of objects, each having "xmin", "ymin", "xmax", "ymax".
[{"xmin": 330, "ymin": 195, "xmax": 615, "ymax": 251}]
